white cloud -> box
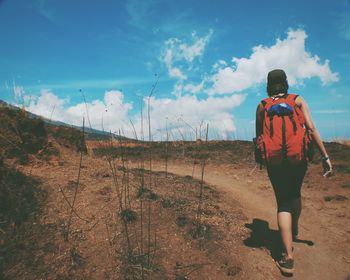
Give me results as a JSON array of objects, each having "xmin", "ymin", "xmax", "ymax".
[
  {"xmin": 209, "ymin": 29, "xmax": 339, "ymax": 95},
  {"xmin": 16, "ymin": 87, "xmax": 246, "ymax": 140},
  {"xmin": 25, "ymin": 89, "xmax": 133, "ymax": 133},
  {"xmin": 161, "ymin": 30, "xmax": 213, "ymax": 80},
  {"xmin": 26, "ymin": 89, "xmax": 66, "ymax": 118},
  {"xmin": 134, "ymin": 93, "xmax": 246, "ymax": 140},
  {"xmin": 212, "ymin": 59, "xmax": 227, "ymax": 70},
  {"xmin": 171, "ymin": 82, "xmax": 185, "ymax": 97},
  {"xmin": 170, "ymin": 79, "xmax": 205, "ymax": 97},
  {"xmin": 169, "ymin": 67, "xmax": 187, "ymax": 80},
  {"xmin": 179, "ymin": 30, "xmax": 213, "ymax": 62},
  {"xmin": 183, "ymin": 81, "xmax": 204, "ymax": 94}
]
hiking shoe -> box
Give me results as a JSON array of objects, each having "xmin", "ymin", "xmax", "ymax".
[{"xmin": 276, "ymin": 255, "xmax": 294, "ymax": 275}]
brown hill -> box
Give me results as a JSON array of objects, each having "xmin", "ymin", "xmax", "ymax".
[{"xmin": 1, "ymin": 106, "xmax": 349, "ymax": 279}]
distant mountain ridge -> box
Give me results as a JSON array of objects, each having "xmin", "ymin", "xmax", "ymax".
[{"xmin": 0, "ymin": 99, "xmax": 133, "ymax": 141}]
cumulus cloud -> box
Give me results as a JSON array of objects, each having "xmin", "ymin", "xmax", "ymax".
[
  {"xmin": 169, "ymin": 66, "xmax": 187, "ymax": 80},
  {"xmin": 26, "ymin": 89, "xmax": 66, "ymax": 118},
  {"xmin": 161, "ymin": 30, "xmax": 213, "ymax": 80},
  {"xmin": 180, "ymin": 30, "xmax": 213, "ymax": 62},
  {"xmin": 18, "ymin": 87, "xmax": 245, "ymax": 140},
  {"xmin": 25, "ymin": 89, "xmax": 133, "ymax": 133},
  {"xmin": 209, "ymin": 29, "xmax": 339, "ymax": 95},
  {"xmin": 133, "ymin": 93, "xmax": 246, "ymax": 140},
  {"xmin": 183, "ymin": 81, "xmax": 204, "ymax": 94}
]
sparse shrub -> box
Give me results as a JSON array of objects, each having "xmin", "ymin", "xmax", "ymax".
[
  {"xmin": 147, "ymin": 191, "xmax": 158, "ymax": 200},
  {"xmin": 137, "ymin": 186, "xmax": 158, "ymax": 200},
  {"xmin": 37, "ymin": 142, "xmax": 60, "ymax": 160},
  {"xmin": 70, "ymin": 247, "xmax": 85, "ymax": 268},
  {"xmin": 189, "ymin": 221, "xmax": 212, "ymax": 240},
  {"xmin": 161, "ymin": 198, "xmax": 175, "ymax": 208},
  {"xmin": 16, "ymin": 113, "xmax": 47, "ymax": 154},
  {"xmin": 137, "ymin": 186, "xmax": 148, "ymax": 198},
  {"xmin": 92, "ymin": 147, "xmax": 118, "ymax": 157},
  {"xmin": 121, "ymin": 209, "xmax": 137, "ymax": 223},
  {"xmin": 66, "ymin": 180, "xmax": 78, "ymax": 190},
  {"xmin": 324, "ymin": 195, "xmax": 348, "ymax": 202},
  {"xmin": 176, "ymin": 215, "xmax": 188, "ymax": 227},
  {"xmin": 99, "ymin": 186, "xmax": 112, "ymax": 195},
  {"xmin": 227, "ymin": 265, "xmax": 242, "ymax": 277},
  {"xmin": 47, "ymin": 126, "xmax": 87, "ymax": 153}
]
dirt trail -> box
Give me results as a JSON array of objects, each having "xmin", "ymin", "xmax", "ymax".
[{"xmin": 151, "ymin": 161, "xmax": 350, "ymax": 280}]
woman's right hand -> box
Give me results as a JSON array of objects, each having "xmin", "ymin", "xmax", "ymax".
[{"xmin": 322, "ymin": 156, "xmax": 333, "ymax": 177}]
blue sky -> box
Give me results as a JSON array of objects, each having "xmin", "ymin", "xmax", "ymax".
[{"xmin": 0, "ymin": 0, "xmax": 349, "ymax": 140}]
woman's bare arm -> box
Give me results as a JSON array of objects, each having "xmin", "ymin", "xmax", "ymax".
[
  {"xmin": 255, "ymin": 102, "xmax": 264, "ymax": 138},
  {"xmin": 295, "ymin": 96, "xmax": 333, "ymax": 174}
]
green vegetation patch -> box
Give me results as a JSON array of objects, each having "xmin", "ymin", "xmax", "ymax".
[
  {"xmin": 0, "ymin": 107, "xmax": 47, "ymax": 159},
  {"xmin": 47, "ymin": 125, "xmax": 87, "ymax": 153},
  {"xmin": 0, "ymin": 164, "xmax": 47, "ymax": 278}
]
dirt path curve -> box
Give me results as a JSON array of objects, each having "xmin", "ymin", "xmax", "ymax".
[{"xmin": 150, "ymin": 161, "xmax": 350, "ymax": 280}]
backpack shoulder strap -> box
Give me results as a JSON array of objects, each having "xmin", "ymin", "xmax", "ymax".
[
  {"xmin": 286, "ymin": 93, "xmax": 306, "ymax": 125},
  {"xmin": 286, "ymin": 93, "xmax": 299, "ymax": 103},
  {"xmin": 261, "ymin": 97, "xmax": 273, "ymax": 108}
]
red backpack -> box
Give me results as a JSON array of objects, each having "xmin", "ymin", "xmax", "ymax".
[{"xmin": 258, "ymin": 93, "xmax": 311, "ymax": 165}]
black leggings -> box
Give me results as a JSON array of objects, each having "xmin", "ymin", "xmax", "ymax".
[{"xmin": 267, "ymin": 162, "xmax": 307, "ymax": 213}]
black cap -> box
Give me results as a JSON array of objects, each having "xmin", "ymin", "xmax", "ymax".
[
  {"xmin": 267, "ymin": 69, "xmax": 288, "ymax": 96},
  {"xmin": 267, "ymin": 69, "xmax": 287, "ymax": 85}
]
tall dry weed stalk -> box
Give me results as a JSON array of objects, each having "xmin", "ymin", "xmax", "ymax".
[
  {"xmin": 80, "ymin": 89, "xmax": 92, "ymax": 130},
  {"xmin": 196, "ymin": 123, "xmax": 209, "ymax": 223},
  {"xmin": 102, "ymin": 74, "xmax": 161, "ymax": 279},
  {"xmin": 105, "ymin": 130, "xmax": 134, "ymax": 260},
  {"xmin": 65, "ymin": 117, "xmax": 85, "ymax": 241},
  {"xmin": 165, "ymin": 118, "xmax": 169, "ymax": 177},
  {"xmin": 176, "ymin": 127, "xmax": 186, "ymax": 157}
]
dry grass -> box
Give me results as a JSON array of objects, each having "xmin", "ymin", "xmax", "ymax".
[
  {"xmin": 86, "ymin": 140, "xmax": 144, "ymax": 150},
  {"xmin": 333, "ymin": 139, "xmax": 350, "ymax": 147}
]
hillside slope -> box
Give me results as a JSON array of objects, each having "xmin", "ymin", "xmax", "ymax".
[{"xmin": 1, "ymin": 105, "xmax": 349, "ymax": 279}]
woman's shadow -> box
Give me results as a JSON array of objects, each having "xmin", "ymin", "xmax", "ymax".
[{"xmin": 243, "ymin": 218, "xmax": 314, "ymax": 261}]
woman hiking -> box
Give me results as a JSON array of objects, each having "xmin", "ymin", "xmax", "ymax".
[{"xmin": 255, "ymin": 69, "xmax": 333, "ymax": 275}]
